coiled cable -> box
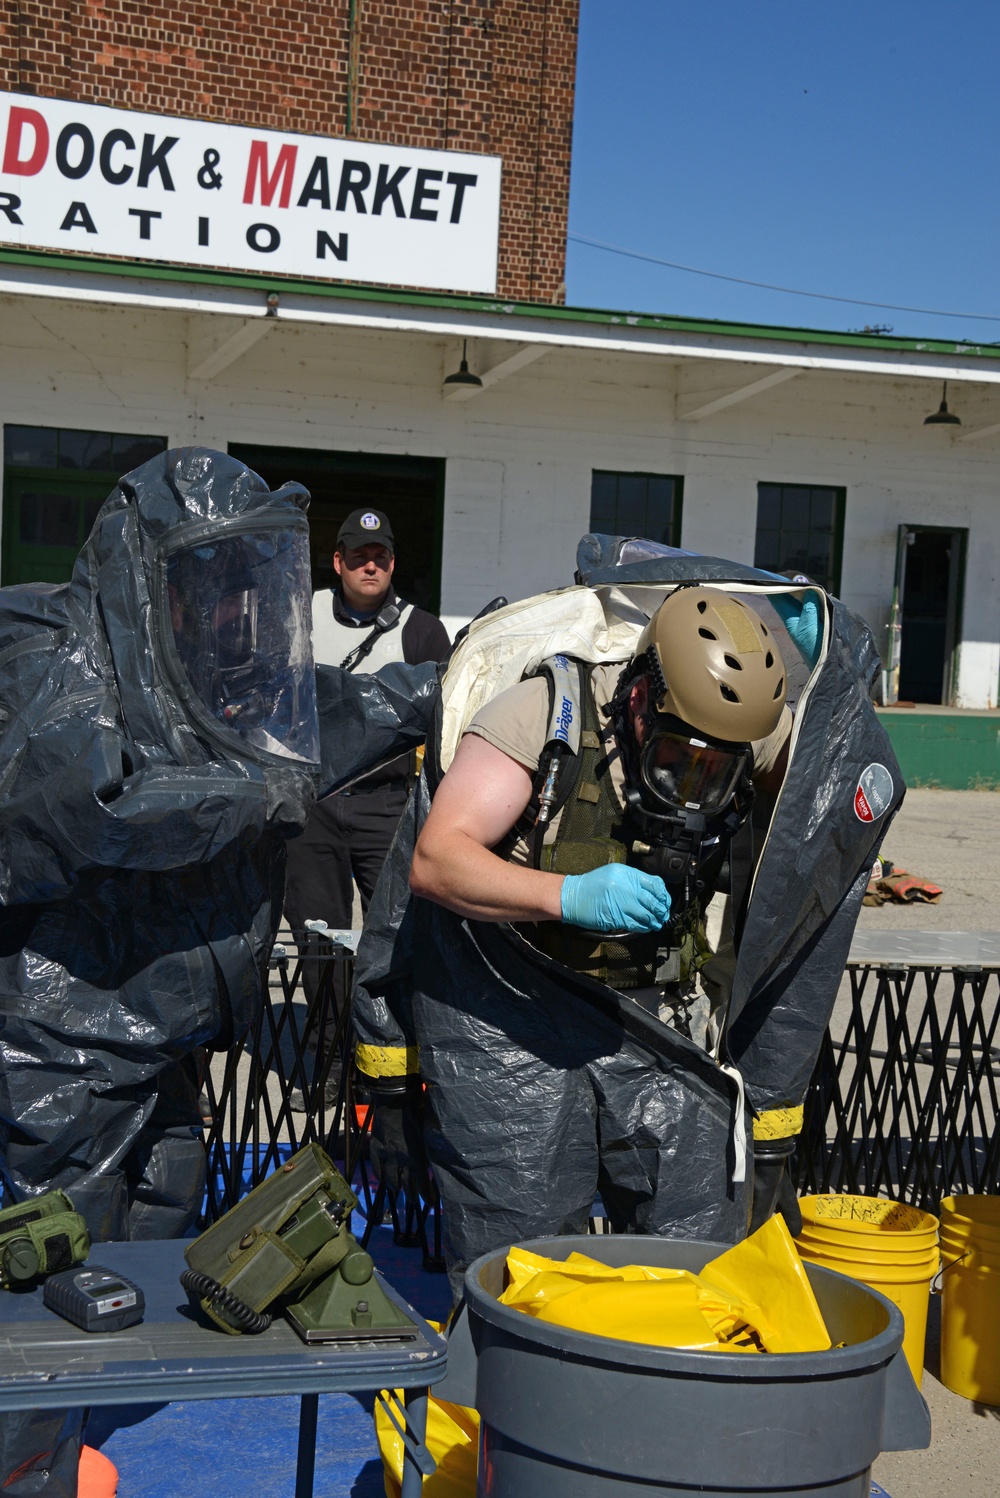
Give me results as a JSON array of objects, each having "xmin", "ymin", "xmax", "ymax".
[{"xmin": 180, "ymin": 1267, "xmax": 272, "ymax": 1334}]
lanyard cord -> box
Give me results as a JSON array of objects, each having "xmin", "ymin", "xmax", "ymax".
[{"xmin": 338, "ymin": 601, "xmax": 403, "ymax": 672}]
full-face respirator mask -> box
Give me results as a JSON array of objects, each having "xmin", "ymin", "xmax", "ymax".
[
  {"xmin": 615, "ymin": 698, "xmax": 755, "ymax": 893},
  {"xmin": 613, "ymin": 586, "xmax": 788, "ymax": 898}
]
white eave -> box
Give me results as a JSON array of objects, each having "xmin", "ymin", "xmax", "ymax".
[{"xmin": 2, "ymin": 253, "xmax": 1000, "ymax": 386}]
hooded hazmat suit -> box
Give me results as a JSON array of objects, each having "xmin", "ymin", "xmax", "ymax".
[
  {"xmin": 0, "ymin": 447, "xmax": 438, "ymax": 1495},
  {"xmin": 352, "ymin": 542, "xmax": 905, "ymax": 1297}
]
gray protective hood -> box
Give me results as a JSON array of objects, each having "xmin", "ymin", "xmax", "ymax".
[
  {"xmin": 578, "ymin": 542, "xmax": 904, "ymax": 1113},
  {"xmin": 0, "ymin": 448, "xmax": 317, "ymax": 907}
]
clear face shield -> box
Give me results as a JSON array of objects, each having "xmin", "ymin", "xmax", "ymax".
[{"xmin": 164, "ymin": 526, "xmax": 320, "ymax": 764}]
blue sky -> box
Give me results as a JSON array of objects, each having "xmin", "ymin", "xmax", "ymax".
[{"xmin": 566, "ymin": 1, "xmax": 1000, "ymax": 346}]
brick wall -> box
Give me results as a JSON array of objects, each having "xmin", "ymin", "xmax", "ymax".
[{"xmin": 0, "ymin": 1, "xmax": 578, "ymax": 301}]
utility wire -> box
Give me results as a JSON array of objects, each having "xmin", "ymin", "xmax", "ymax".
[{"xmin": 568, "ymin": 232, "xmax": 1000, "ymax": 327}]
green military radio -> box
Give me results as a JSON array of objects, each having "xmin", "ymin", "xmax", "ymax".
[
  {"xmin": 181, "ymin": 1143, "xmax": 417, "ymax": 1342},
  {"xmin": 0, "ymin": 1190, "xmax": 91, "ymax": 1289}
]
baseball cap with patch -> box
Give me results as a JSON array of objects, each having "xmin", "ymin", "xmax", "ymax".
[{"xmin": 336, "ymin": 509, "xmax": 394, "ymax": 553}]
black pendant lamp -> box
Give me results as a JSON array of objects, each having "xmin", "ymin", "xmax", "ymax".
[
  {"xmin": 923, "ymin": 381, "xmax": 961, "ymax": 426},
  {"xmin": 444, "ymin": 339, "xmax": 482, "ymax": 389}
]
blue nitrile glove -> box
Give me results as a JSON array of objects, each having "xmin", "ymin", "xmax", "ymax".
[
  {"xmin": 770, "ymin": 591, "xmax": 822, "ymax": 669},
  {"xmin": 560, "ymin": 864, "xmax": 671, "ymax": 934}
]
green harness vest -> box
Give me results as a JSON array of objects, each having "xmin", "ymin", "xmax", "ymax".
[{"xmin": 525, "ymin": 666, "xmax": 712, "ymax": 991}]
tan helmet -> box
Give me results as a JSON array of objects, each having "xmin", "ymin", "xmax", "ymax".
[{"xmin": 635, "ymin": 587, "xmax": 786, "ymax": 743}]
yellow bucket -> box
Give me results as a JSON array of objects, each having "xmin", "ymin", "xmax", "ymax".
[
  {"xmin": 796, "ymin": 1195, "xmax": 939, "ymax": 1388},
  {"xmin": 796, "ymin": 1229, "xmax": 936, "ymax": 1269},
  {"xmin": 798, "ymin": 1194, "xmax": 939, "ymax": 1245},
  {"xmin": 937, "ymin": 1195, "xmax": 1000, "ymax": 1404}
]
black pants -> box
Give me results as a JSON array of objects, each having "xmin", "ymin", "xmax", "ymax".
[{"xmin": 284, "ymin": 783, "xmax": 408, "ymax": 1043}]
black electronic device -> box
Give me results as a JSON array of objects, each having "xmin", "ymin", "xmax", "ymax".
[{"xmin": 43, "ymin": 1265, "xmax": 145, "ymax": 1333}]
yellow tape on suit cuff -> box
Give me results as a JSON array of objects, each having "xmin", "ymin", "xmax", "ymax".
[
  {"xmin": 753, "ymin": 1105, "xmax": 804, "ymax": 1141},
  {"xmin": 355, "ymin": 1043, "xmax": 420, "ymax": 1079}
]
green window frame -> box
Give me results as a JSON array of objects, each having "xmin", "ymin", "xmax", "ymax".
[
  {"xmin": 2, "ymin": 426, "xmax": 167, "ymax": 586},
  {"xmin": 754, "ymin": 482, "xmax": 845, "ymax": 594},
  {"xmin": 589, "ymin": 471, "xmax": 684, "ymax": 547}
]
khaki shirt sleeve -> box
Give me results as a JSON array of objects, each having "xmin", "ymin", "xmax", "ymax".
[
  {"xmin": 751, "ymin": 703, "xmax": 793, "ymax": 781},
  {"xmin": 464, "ymin": 676, "xmax": 551, "ymax": 773}
]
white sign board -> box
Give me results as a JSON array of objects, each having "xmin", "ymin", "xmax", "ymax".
[{"xmin": 0, "ymin": 91, "xmax": 502, "ymax": 294}]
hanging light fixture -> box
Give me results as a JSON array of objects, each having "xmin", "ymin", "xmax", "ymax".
[
  {"xmin": 443, "ymin": 338, "xmax": 482, "ymax": 389},
  {"xmin": 923, "ymin": 381, "xmax": 961, "ymax": 426}
]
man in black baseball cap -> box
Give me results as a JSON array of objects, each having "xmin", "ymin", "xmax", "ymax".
[
  {"xmin": 329, "ymin": 510, "xmax": 397, "ymax": 628},
  {"xmin": 284, "ymin": 505, "xmax": 450, "ymax": 1109}
]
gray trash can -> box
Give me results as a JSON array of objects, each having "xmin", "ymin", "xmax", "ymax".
[{"xmin": 455, "ymin": 1234, "xmax": 930, "ymax": 1498}]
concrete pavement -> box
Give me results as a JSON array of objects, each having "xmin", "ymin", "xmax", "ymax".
[{"xmin": 856, "ymin": 787, "xmax": 1000, "ymax": 935}]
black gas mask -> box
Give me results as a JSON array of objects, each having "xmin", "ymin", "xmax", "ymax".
[{"xmin": 612, "ymin": 679, "xmax": 755, "ymax": 896}]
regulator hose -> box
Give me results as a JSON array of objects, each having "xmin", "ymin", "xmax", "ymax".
[{"xmin": 180, "ymin": 1266, "xmax": 273, "ymax": 1334}]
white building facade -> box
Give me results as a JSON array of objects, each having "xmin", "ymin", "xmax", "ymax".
[{"xmin": 2, "ymin": 254, "xmax": 999, "ymax": 708}]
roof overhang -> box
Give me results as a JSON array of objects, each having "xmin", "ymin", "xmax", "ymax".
[{"xmin": 2, "ymin": 248, "xmax": 1000, "ymax": 386}]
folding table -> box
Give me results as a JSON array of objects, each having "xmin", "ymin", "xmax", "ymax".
[{"xmin": 0, "ymin": 1239, "xmax": 447, "ymax": 1498}]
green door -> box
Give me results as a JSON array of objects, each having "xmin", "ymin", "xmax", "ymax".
[
  {"xmin": 2, "ymin": 471, "xmax": 111, "ymax": 585},
  {"xmin": 2, "ymin": 427, "xmax": 168, "ymax": 587}
]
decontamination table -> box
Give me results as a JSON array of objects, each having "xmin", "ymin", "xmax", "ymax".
[{"xmin": 0, "ymin": 1239, "xmax": 447, "ymax": 1498}]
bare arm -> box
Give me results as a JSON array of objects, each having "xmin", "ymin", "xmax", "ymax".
[{"xmin": 409, "ymin": 733, "xmax": 565, "ymax": 922}]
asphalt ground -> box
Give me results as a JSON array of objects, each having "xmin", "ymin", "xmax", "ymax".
[{"xmin": 855, "ymin": 789, "xmax": 1000, "ymax": 1497}]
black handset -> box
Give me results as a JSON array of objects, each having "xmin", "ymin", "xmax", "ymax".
[{"xmin": 374, "ymin": 602, "xmax": 401, "ymax": 632}]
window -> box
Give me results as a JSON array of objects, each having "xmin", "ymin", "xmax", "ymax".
[
  {"xmin": 2, "ymin": 426, "xmax": 167, "ymax": 586},
  {"xmin": 754, "ymin": 483, "xmax": 844, "ymax": 594},
  {"xmin": 4, "ymin": 427, "xmax": 166, "ymax": 473},
  {"xmin": 590, "ymin": 471, "xmax": 683, "ymax": 547}
]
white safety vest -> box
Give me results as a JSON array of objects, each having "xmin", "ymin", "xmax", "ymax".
[{"xmin": 311, "ymin": 590, "xmax": 414, "ymax": 673}]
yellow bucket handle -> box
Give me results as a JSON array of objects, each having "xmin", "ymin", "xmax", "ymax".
[{"xmin": 931, "ymin": 1248, "xmax": 970, "ymax": 1295}]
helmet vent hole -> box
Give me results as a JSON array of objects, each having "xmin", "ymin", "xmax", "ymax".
[
  {"xmin": 765, "ymin": 651, "xmax": 774, "ymax": 668},
  {"xmin": 724, "ymin": 653, "xmax": 742, "ymax": 671},
  {"xmin": 774, "ymin": 678, "xmax": 785, "ymax": 698},
  {"xmin": 698, "ymin": 627, "xmax": 717, "ymax": 640},
  {"xmin": 720, "ymin": 683, "xmax": 740, "ymax": 703},
  {"xmin": 697, "ymin": 599, "xmax": 708, "ymax": 613}
]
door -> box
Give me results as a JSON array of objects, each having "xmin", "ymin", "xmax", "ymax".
[
  {"xmin": 2, "ymin": 472, "xmax": 109, "ymax": 584},
  {"xmin": 229, "ymin": 445, "xmax": 445, "ymax": 612},
  {"xmin": 2, "ymin": 427, "xmax": 167, "ymax": 586},
  {"xmin": 896, "ymin": 525, "xmax": 967, "ymax": 705}
]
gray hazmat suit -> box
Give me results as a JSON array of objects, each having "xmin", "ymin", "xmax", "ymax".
[
  {"xmin": 0, "ymin": 447, "xmax": 437, "ymax": 1494},
  {"xmin": 352, "ymin": 544, "xmax": 905, "ymax": 1299}
]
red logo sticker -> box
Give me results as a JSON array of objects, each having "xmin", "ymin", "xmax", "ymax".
[{"xmin": 854, "ymin": 763, "xmax": 894, "ymax": 823}]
